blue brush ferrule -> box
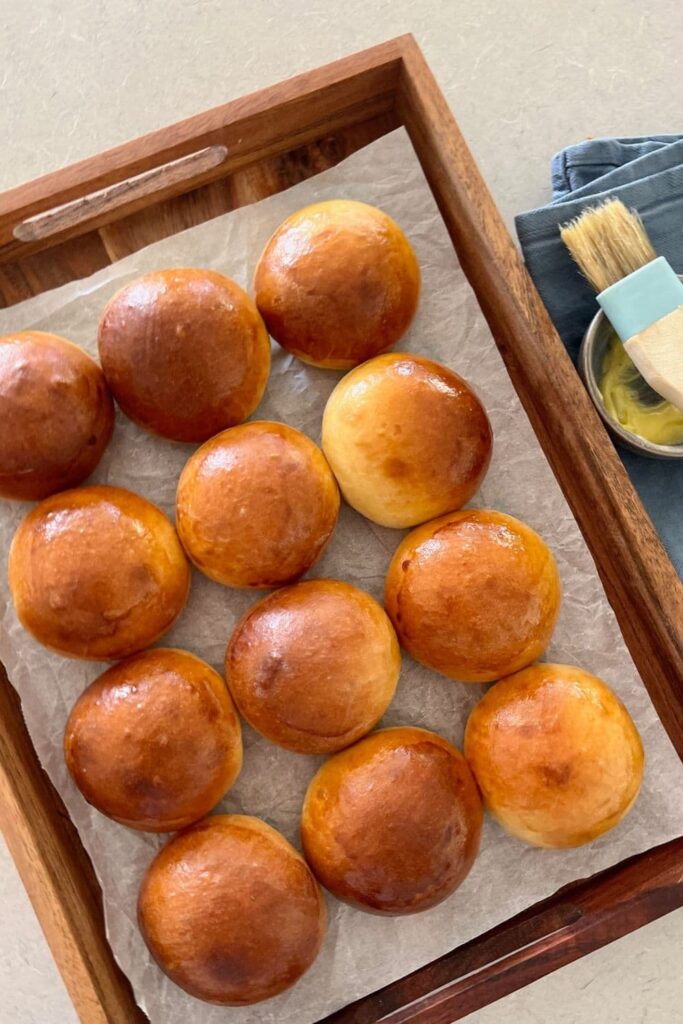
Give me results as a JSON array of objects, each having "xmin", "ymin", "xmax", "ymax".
[{"xmin": 597, "ymin": 256, "xmax": 683, "ymax": 342}]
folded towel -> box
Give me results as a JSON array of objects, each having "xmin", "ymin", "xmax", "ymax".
[{"xmin": 515, "ymin": 136, "xmax": 683, "ymax": 577}]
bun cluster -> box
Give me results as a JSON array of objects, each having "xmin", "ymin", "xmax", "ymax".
[{"xmin": 2, "ymin": 199, "xmax": 643, "ymax": 1007}]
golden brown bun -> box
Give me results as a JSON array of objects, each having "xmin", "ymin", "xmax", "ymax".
[
  {"xmin": 301, "ymin": 726, "xmax": 482, "ymax": 914},
  {"xmin": 176, "ymin": 422, "xmax": 339, "ymax": 588},
  {"xmin": 464, "ymin": 663, "xmax": 644, "ymax": 848},
  {"xmin": 98, "ymin": 268, "xmax": 270, "ymax": 442},
  {"xmin": 253, "ymin": 200, "xmax": 420, "ymax": 368},
  {"xmin": 0, "ymin": 331, "xmax": 114, "ymax": 501},
  {"xmin": 64, "ymin": 649, "xmax": 242, "ymax": 832},
  {"xmin": 322, "ymin": 353, "xmax": 492, "ymax": 528},
  {"xmin": 226, "ymin": 579, "xmax": 400, "ymax": 754},
  {"xmin": 9, "ymin": 485, "xmax": 190, "ymax": 660},
  {"xmin": 138, "ymin": 815, "xmax": 326, "ymax": 1004},
  {"xmin": 384, "ymin": 509, "xmax": 561, "ymax": 683}
]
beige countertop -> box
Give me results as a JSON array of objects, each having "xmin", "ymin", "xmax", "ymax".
[{"xmin": 1, "ymin": 2, "xmax": 681, "ymax": 1022}]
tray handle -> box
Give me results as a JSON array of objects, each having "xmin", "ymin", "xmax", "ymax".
[
  {"xmin": 11, "ymin": 145, "xmax": 228, "ymax": 244},
  {"xmin": 0, "ymin": 37, "xmax": 405, "ymax": 257}
]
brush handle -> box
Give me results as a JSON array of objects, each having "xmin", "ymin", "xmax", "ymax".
[
  {"xmin": 598, "ymin": 257, "xmax": 683, "ymax": 342},
  {"xmin": 623, "ymin": 307, "xmax": 683, "ymax": 412}
]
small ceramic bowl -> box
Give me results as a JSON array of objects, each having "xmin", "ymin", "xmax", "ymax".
[{"xmin": 579, "ymin": 302, "xmax": 683, "ymax": 460}]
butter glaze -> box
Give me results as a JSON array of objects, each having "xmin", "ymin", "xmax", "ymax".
[{"xmin": 600, "ymin": 330, "xmax": 683, "ymax": 445}]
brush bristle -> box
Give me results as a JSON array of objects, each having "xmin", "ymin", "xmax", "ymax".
[{"xmin": 560, "ymin": 199, "xmax": 657, "ymax": 293}]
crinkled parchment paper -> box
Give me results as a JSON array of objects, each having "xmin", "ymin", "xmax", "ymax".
[{"xmin": 1, "ymin": 130, "xmax": 681, "ymax": 1024}]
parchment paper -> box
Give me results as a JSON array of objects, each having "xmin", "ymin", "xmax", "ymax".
[{"xmin": 1, "ymin": 129, "xmax": 682, "ymax": 1024}]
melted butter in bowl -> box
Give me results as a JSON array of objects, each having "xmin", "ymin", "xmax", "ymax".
[
  {"xmin": 579, "ymin": 303, "xmax": 683, "ymax": 459},
  {"xmin": 600, "ymin": 330, "xmax": 683, "ymax": 446}
]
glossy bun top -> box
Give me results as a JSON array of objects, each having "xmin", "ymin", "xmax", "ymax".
[
  {"xmin": 322, "ymin": 353, "xmax": 492, "ymax": 527},
  {"xmin": 254, "ymin": 200, "xmax": 420, "ymax": 368},
  {"xmin": 138, "ymin": 815, "xmax": 326, "ymax": 1004},
  {"xmin": 9, "ymin": 485, "xmax": 190, "ymax": 660},
  {"xmin": 226, "ymin": 579, "xmax": 400, "ymax": 753},
  {"xmin": 301, "ymin": 726, "xmax": 482, "ymax": 914},
  {"xmin": 384, "ymin": 509, "xmax": 561, "ymax": 682},
  {"xmin": 464, "ymin": 663, "xmax": 644, "ymax": 847},
  {"xmin": 0, "ymin": 331, "xmax": 114, "ymax": 500},
  {"xmin": 176, "ymin": 422, "xmax": 339, "ymax": 588},
  {"xmin": 98, "ymin": 268, "xmax": 270, "ymax": 441},
  {"xmin": 65, "ymin": 648, "xmax": 242, "ymax": 831}
]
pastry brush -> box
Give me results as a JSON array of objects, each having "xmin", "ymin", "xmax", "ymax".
[{"xmin": 561, "ymin": 199, "xmax": 683, "ymax": 411}]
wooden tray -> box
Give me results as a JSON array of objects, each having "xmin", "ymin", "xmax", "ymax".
[{"xmin": 0, "ymin": 35, "xmax": 681, "ymax": 1024}]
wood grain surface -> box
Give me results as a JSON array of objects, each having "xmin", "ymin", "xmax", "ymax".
[{"xmin": 0, "ymin": 34, "xmax": 680, "ymax": 1024}]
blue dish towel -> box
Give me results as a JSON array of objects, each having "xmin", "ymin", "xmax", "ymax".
[{"xmin": 515, "ymin": 135, "xmax": 683, "ymax": 578}]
